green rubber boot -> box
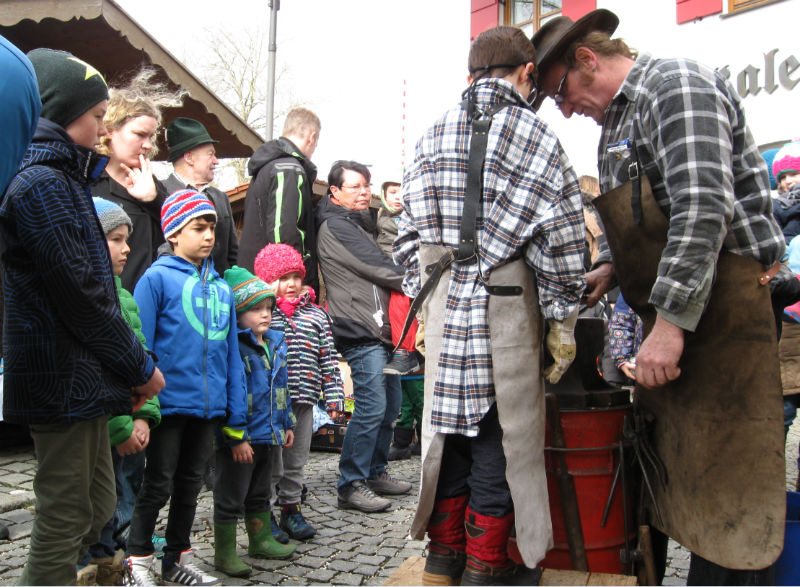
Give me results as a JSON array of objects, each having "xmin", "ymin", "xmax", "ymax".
[
  {"xmin": 245, "ymin": 512, "xmax": 296, "ymax": 559},
  {"xmin": 214, "ymin": 522, "xmax": 252, "ymax": 577}
]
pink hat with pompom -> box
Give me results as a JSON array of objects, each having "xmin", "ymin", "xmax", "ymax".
[
  {"xmin": 773, "ymin": 140, "xmax": 800, "ymax": 182},
  {"xmin": 254, "ymin": 243, "xmax": 306, "ymax": 284}
]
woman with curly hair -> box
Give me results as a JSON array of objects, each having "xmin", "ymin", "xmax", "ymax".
[{"xmin": 95, "ymin": 68, "xmax": 185, "ymax": 290}]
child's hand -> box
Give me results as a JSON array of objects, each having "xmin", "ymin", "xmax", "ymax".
[
  {"xmin": 283, "ymin": 430, "xmax": 294, "ymax": 449},
  {"xmin": 232, "ymin": 441, "xmax": 254, "ymax": 464},
  {"xmin": 116, "ymin": 432, "xmax": 145, "ymax": 457},
  {"xmin": 328, "ymin": 409, "xmax": 340, "ymax": 421},
  {"xmin": 133, "ymin": 419, "xmax": 150, "ymax": 449}
]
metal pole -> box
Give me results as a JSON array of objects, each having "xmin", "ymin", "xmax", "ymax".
[{"xmin": 265, "ymin": 0, "xmax": 279, "ymax": 140}]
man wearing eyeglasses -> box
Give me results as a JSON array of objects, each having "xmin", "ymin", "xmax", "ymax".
[
  {"xmin": 394, "ymin": 26, "xmax": 585, "ymax": 584},
  {"xmin": 239, "ymin": 107, "xmax": 321, "ymax": 292},
  {"xmin": 315, "ymin": 160, "xmax": 412, "ymax": 514},
  {"xmin": 531, "ymin": 8, "xmax": 786, "ymax": 585}
]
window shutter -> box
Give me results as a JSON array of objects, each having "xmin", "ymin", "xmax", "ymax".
[
  {"xmin": 676, "ymin": 0, "xmax": 722, "ymax": 24},
  {"xmin": 562, "ymin": 0, "xmax": 598, "ymax": 21},
  {"xmin": 471, "ymin": 0, "xmax": 499, "ymax": 40}
]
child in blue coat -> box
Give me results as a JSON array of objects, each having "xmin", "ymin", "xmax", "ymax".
[
  {"xmin": 127, "ymin": 190, "xmax": 247, "ymax": 586},
  {"xmin": 213, "ymin": 266, "xmax": 297, "ymax": 577}
]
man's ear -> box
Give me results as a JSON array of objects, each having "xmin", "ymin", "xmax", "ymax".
[{"xmin": 574, "ymin": 46, "xmax": 596, "ymax": 71}]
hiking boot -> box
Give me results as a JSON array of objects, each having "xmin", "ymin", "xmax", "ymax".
[
  {"xmin": 388, "ymin": 426, "xmax": 413, "ymax": 461},
  {"xmin": 383, "ymin": 350, "xmax": 420, "ymax": 375},
  {"xmin": 245, "ymin": 512, "xmax": 296, "ymax": 560},
  {"xmin": 337, "ymin": 479, "xmax": 391, "ymax": 512},
  {"xmin": 388, "ymin": 444, "xmax": 412, "ymax": 460},
  {"xmin": 270, "ymin": 510, "xmax": 290, "ymax": 544},
  {"xmin": 422, "ymin": 495, "xmax": 468, "ymax": 586},
  {"xmin": 92, "ymin": 549, "xmax": 126, "ymax": 585},
  {"xmin": 76, "ymin": 563, "xmax": 98, "ymax": 586},
  {"xmin": 124, "ymin": 555, "xmax": 157, "ymax": 586},
  {"xmin": 367, "ymin": 471, "xmax": 412, "ymax": 495},
  {"xmin": 162, "ymin": 549, "xmax": 220, "ymax": 585},
  {"xmin": 279, "ymin": 503, "xmax": 317, "ymax": 540}
]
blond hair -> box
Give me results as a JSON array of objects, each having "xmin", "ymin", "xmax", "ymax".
[
  {"xmin": 282, "ymin": 107, "xmax": 321, "ymax": 138},
  {"xmin": 565, "ymin": 31, "xmax": 638, "ymax": 68},
  {"xmin": 97, "ymin": 68, "xmax": 185, "ymax": 159}
]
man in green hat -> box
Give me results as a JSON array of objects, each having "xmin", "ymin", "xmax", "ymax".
[{"xmin": 163, "ymin": 117, "xmax": 238, "ymax": 273}]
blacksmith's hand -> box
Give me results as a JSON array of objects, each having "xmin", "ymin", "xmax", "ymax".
[
  {"xmin": 635, "ymin": 314, "xmax": 683, "ymax": 388},
  {"xmin": 583, "ymin": 262, "xmax": 615, "ymax": 307}
]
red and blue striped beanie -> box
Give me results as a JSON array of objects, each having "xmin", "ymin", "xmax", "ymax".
[{"xmin": 161, "ymin": 189, "xmax": 216, "ymax": 238}]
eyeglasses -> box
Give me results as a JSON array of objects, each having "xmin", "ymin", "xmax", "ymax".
[
  {"xmin": 339, "ymin": 184, "xmax": 372, "ymax": 192},
  {"xmin": 553, "ymin": 67, "xmax": 570, "ymax": 105}
]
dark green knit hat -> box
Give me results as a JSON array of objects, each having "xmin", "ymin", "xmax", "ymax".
[
  {"xmin": 166, "ymin": 117, "xmax": 218, "ymax": 162},
  {"xmin": 223, "ymin": 265, "xmax": 276, "ymax": 313},
  {"xmin": 27, "ymin": 48, "xmax": 108, "ymax": 129}
]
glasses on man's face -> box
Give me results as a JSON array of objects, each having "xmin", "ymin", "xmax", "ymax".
[
  {"xmin": 553, "ymin": 67, "xmax": 570, "ymax": 105},
  {"xmin": 340, "ymin": 184, "xmax": 372, "ymax": 192}
]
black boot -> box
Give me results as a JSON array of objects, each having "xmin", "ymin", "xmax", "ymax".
[{"xmin": 388, "ymin": 426, "xmax": 413, "ymax": 461}]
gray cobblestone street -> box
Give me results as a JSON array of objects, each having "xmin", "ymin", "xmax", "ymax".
[{"xmin": 0, "ymin": 416, "xmax": 797, "ymax": 585}]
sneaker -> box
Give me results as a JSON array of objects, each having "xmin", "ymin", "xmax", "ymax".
[
  {"xmin": 280, "ymin": 503, "xmax": 317, "ymax": 540},
  {"xmin": 337, "ymin": 479, "xmax": 391, "ymax": 512},
  {"xmin": 124, "ymin": 555, "xmax": 157, "ymax": 586},
  {"xmin": 270, "ymin": 511, "xmax": 290, "ymax": 544},
  {"xmin": 162, "ymin": 549, "xmax": 220, "ymax": 586},
  {"xmin": 383, "ymin": 350, "xmax": 420, "ymax": 375},
  {"xmin": 367, "ymin": 471, "xmax": 412, "ymax": 495}
]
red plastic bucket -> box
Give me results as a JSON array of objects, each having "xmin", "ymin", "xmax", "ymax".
[{"xmin": 541, "ymin": 404, "xmax": 634, "ymax": 574}]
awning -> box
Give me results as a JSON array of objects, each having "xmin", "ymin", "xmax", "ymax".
[{"xmin": 0, "ymin": 0, "xmax": 263, "ymax": 160}]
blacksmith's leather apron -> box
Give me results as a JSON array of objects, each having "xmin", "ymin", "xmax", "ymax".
[
  {"xmin": 408, "ymin": 95, "xmax": 553, "ymax": 567},
  {"xmin": 592, "ymin": 163, "xmax": 785, "ymax": 569}
]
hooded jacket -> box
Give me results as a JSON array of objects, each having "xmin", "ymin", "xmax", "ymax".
[
  {"xmin": 237, "ymin": 137, "xmax": 319, "ymax": 292},
  {"xmin": 219, "ymin": 327, "xmax": 294, "ymax": 447},
  {"xmin": 133, "ymin": 254, "xmax": 246, "ymax": 433},
  {"xmin": 0, "ymin": 119, "xmax": 155, "ymax": 424},
  {"xmin": 315, "ymin": 195, "xmax": 404, "ymax": 348}
]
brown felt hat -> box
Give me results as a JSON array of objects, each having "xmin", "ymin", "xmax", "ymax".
[{"xmin": 530, "ymin": 8, "xmax": 619, "ymax": 110}]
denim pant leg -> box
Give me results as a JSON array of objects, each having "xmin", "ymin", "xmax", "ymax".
[
  {"xmin": 338, "ymin": 344, "xmax": 401, "ymax": 488},
  {"xmin": 89, "ymin": 450, "xmax": 129, "ymax": 559}
]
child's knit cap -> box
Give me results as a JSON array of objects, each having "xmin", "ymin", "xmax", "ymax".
[
  {"xmin": 773, "ymin": 140, "xmax": 800, "ymax": 182},
  {"xmin": 254, "ymin": 243, "xmax": 306, "ymax": 285},
  {"xmin": 93, "ymin": 197, "xmax": 132, "ymax": 236},
  {"xmin": 161, "ymin": 189, "xmax": 216, "ymax": 238},
  {"xmin": 27, "ymin": 48, "xmax": 108, "ymax": 130},
  {"xmin": 224, "ymin": 265, "xmax": 276, "ymax": 313}
]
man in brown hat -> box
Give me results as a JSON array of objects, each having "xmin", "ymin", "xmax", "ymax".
[
  {"xmin": 531, "ymin": 8, "xmax": 786, "ymax": 585},
  {"xmin": 163, "ymin": 117, "xmax": 239, "ymax": 274}
]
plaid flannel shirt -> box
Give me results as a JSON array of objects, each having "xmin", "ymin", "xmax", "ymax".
[
  {"xmin": 394, "ymin": 79, "xmax": 585, "ymax": 436},
  {"xmin": 600, "ymin": 54, "xmax": 784, "ymax": 328}
]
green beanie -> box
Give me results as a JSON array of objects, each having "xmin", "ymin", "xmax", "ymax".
[
  {"xmin": 223, "ymin": 265, "xmax": 276, "ymax": 313},
  {"xmin": 27, "ymin": 48, "xmax": 108, "ymax": 129}
]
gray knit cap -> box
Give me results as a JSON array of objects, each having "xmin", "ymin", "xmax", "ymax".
[{"xmin": 93, "ymin": 197, "xmax": 133, "ymax": 236}]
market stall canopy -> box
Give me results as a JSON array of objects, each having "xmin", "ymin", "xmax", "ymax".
[{"xmin": 0, "ymin": 0, "xmax": 263, "ymax": 160}]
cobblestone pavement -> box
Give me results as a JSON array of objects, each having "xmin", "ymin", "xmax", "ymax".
[{"xmin": 0, "ymin": 417, "xmax": 797, "ymax": 586}]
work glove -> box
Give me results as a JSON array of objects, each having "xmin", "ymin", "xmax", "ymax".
[{"xmin": 544, "ymin": 308, "xmax": 578, "ymax": 384}]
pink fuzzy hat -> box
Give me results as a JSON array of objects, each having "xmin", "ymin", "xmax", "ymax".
[
  {"xmin": 254, "ymin": 243, "xmax": 306, "ymax": 284},
  {"xmin": 773, "ymin": 140, "xmax": 800, "ymax": 182}
]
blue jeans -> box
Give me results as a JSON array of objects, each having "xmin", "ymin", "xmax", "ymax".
[
  {"xmin": 338, "ymin": 344, "xmax": 401, "ymax": 489},
  {"xmin": 89, "ymin": 449, "xmax": 145, "ymax": 558}
]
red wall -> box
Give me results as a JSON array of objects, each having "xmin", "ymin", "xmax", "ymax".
[
  {"xmin": 676, "ymin": 0, "xmax": 722, "ymax": 23},
  {"xmin": 470, "ymin": 0, "xmax": 599, "ymax": 40}
]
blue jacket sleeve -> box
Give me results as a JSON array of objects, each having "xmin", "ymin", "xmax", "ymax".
[{"xmin": 224, "ymin": 300, "xmax": 248, "ymax": 431}]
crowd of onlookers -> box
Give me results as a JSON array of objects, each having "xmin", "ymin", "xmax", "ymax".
[{"xmin": 0, "ymin": 36, "xmax": 425, "ymax": 587}]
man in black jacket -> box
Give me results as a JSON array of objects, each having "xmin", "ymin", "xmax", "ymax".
[
  {"xmin": 163, "ymin": 117, "xmax": 239, "ymax": 274},
  {"xmin": 238, "ymin": 108, "xmax": 321, "ymax": 292}
]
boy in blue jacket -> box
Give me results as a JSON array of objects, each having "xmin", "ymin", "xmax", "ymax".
[
  {"xmin": 213, "ymin": 266, "xmax": 296, "ymax": 577},
  {"xmin": 127, "ymin": 189, "xmax": 247, "ymax": 586}
]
